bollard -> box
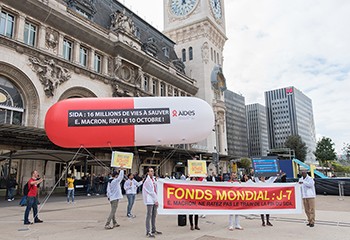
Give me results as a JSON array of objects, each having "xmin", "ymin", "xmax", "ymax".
[{"xmin": 338, "ymin": 181, "xmax": 345, "ymax": 200}]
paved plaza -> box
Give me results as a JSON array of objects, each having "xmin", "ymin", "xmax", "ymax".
[{"xmin": 1, "ymin": 194, "xmax": 349, "ymax": 240}]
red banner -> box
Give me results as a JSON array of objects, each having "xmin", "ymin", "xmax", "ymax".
[{"xmin": 157, "ymin": 180, "xmax": 302, "ymax": 215}]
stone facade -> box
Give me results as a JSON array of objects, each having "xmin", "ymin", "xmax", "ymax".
[{"xmin": 0, "ymin": 0, "xmax": 199, "ymax": 193}]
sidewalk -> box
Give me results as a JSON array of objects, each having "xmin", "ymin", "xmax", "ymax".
[{"xmin": 0, "ymin": 194, "xmax": 349, "ymax": 240}]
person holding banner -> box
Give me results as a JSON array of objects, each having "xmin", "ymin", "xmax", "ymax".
[
  {"xmin": 255, "ymin": 175, "xmax": 278, "ymax": 227},
  {"xmin": 143, "ymin": 167, "xmax": 162, "ymax": 238},
  {"xmin": 124, "ymin": 173, "xmax": 143, "ymax": 218},
  {"xmin": 299, "ymin": 171, "xmax": 316, "ymax": 227},
  {"xmin": 228, "ymin": 172, "xmax": 243, "ymax": 231},
  {"xmin": 189, "ymin": 177, "xmax": 201, "ymax": 231},
  {"xmin": 105, "ymin": 169, "xmax": 124, "ymax": 230}
]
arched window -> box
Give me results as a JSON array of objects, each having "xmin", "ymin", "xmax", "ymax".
[
  {"xmin": 217, "ymin": 52, "xmax": 220, "ymax": 65},
  {"xmin": 211, "ymin": 47, "xmax": 213, "ymax": 61},
  {"xmin": 189, "ymin": 47, "xmax": 193, "ymax": 60},
  {"xmin": 214, "ymin": 50, "xmax": 216, "ymax": 63},
  {"xmin": 182, "ymin": 48, "xmax": 186, "ymax": 62},
  {"xmin": 160, "ymin": 82, "xmax": 165, "ymax": 96},
  {"xmin": 0, "ymin": 76, "xmax": 24, "ymax": 125}
]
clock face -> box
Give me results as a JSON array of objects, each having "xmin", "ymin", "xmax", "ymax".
[
  {"xmin": 210, "ymin": 0, "xmax": 222, "ymax": 19},
  {"xmin": 170, "ymin": 0, "xmax": 198, "ymax": 16}
]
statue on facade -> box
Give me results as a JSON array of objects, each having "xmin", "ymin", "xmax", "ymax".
[
  {"xmin": 28, "ymin": 57, "xmax": 71, "ymax": 97},
  {"xmin": 135, "ymin": 68, "xmax": 143, "ymax": 88},
  {"xmin": 201, "ymin": 42, "xmax": 210, "ymax": 64},
  {"xmin": 110, "ymin": 10, "xmax": 135, "ymax": 35},
  {"xmin": 114, "ymin": 55, "xmax": 122, "ymax": 77},
  {"xmin": 112, "ymin": 83, "xmax": 119, "ymax": 97}
]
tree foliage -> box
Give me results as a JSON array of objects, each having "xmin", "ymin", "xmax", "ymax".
[
  {"xmin": 331, "ymin": 161, "xmax": 350, "ymax": 173},
  {"xmin": 314, "ymin": 137, "xmax": 337, "ymax": 165},
  {"xmin": 239, "ymin": 158, "xmax": 251, "ymax": 172},
  {"xmin": 284, "ymin": 135, "xmax": 307, "ymax": 162}
]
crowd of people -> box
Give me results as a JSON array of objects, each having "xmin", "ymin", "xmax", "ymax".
[{"xmin": 15, "ymin": 167, "xmax": 316, "ymax": 238}]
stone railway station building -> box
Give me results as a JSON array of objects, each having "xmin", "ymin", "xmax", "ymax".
[{"xmin": 0, "ymin": 0, "xmax": 230, "ymax": 196}]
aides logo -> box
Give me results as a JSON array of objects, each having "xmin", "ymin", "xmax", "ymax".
[{"xmin": 172, "ymin": 110, "xmax": 196, "ymax": 117}]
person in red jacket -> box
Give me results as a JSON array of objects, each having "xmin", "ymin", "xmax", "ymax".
[{"xmin": 24, "ymin": 170, "xmax": 44, "ymax": 225}]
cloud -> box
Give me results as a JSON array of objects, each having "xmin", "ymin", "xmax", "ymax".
[{"xmin": 225, "ymin": 0, "xmax": 350, "ymax": 153}]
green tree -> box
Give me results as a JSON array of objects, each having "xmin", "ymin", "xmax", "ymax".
[
  {"xmin": 239, "ymin": 157, "xmax": 251, "ymax": 172},
  {"xmin": 314, "ymin": 137, "xmax": 337, "ymax": 166},
  {"xmin": 284, "ymin": 135, "xmax": 307, "ymax": 161}
]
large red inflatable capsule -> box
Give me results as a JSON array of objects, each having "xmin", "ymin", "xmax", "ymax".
[{"xmin": 45, "ymin": 97, "xmax": 215, "ymax": 148}]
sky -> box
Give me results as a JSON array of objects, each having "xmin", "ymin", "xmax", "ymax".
[{"xmin": 122, "ymin": 0, "xmax": 350, "ymax": 154}]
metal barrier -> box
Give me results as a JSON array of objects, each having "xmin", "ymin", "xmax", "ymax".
[{"xmin": 338, "ymin": 181, "xmax": 345, "ymax": 200}]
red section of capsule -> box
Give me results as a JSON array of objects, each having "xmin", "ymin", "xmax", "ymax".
[{"xmin": 45, "ymin": 98, "xmax": 135, "ymax": 148}]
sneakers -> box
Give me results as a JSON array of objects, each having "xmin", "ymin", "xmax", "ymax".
[
  {"xmin": 105, "ymin": 225, "xmax": 113, "ymax": 230},
  {"xmin": 309, "ymin": 224, "xmax": 314, "ymax": 227},
  {"xmin": 194, "ymin": 226, "xmax": 200, "ymax": 230},
  {"xmin": 7, "ymin": 199, "xmax": 12, "ymax": 202},
  {"xmin": 34, "ymin": 219, "xmax": 43, "ymax": 223},
  {"xmin": 113, "ymin": 223, "xmax": 120, "ymax": 228},
  {"xmin": 228, "ymin": 226, "xmax": 234, "ymax": 231},
  {"xmin": 24, "ymin": 222, "xmax": 33, "ymax": 225},
  {"xmin": 146, "ymin": 232, "xmax": 155, "ymax": 238},
  {"xmin": 235, "ymin": 226, "xmax": 243, "ymax": 230},
  {"xmin": 266, "ymin": 221, "xmax": 273, "ymax": 226},
  {"xmin": 152, "ymin": 231, "xmax": 162, "ymax": 235},
  {"xmin": 127, "ymin": 214, "xmax": 136, "ymax": 218},
  {"xmin": 87, "ymin": 194, "xmax": 91, "ymax": 196}
]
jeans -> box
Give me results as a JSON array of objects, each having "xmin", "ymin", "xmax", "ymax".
[
  {"xmin": 126, "ymin": 194, "xmax": 136, "ymax": 215},
  {"xmin": 24, "ymin": 197, "xmax": 39, "ymax": 223},
  {"xmin": 7, "ymin": 187, "xmax": 15, "ymax": 199},
  {"xmin": 67, "ymin": 189, "xmax": 75, "ymax": 202},
  {"xmin": 86, "ymin": 184, "xmax": 91, "ymax": 195},
  {"xmin": 146, "ymin": 204, "xmax": 157, "ymax": 233},
  {"xmin": 106, "ymin": 199, "xmax": 119, "ymax": 226}
]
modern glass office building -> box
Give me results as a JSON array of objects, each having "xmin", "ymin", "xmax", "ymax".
[
  {"xmin": 224, "ymin": 90, "xmax": 249, "ymax": 158},
  {"xmin": 265, "ymin": 87, "xmax": 316, "ymax": 162},
  {"xmin": 246, "ymin": 103, "xmax": 269, "ymax": 157}
]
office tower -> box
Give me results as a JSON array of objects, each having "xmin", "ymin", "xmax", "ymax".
[
  {"xmin": 265, "ymin": 87, "xmax": 316, "ymax": 162},
  {"xmin": 246, "ymin": 103, "xmax": 269, "ymax": 157}
]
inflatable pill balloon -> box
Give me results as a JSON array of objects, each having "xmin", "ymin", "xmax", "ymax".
[{"xmin": 45, "ymin": 97, "xmax": 215, "ymax": 148}]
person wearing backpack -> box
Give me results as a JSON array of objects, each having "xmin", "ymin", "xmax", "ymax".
[{"xmin": 24, "ymin": 170, "xmax": 44, "ymax": 225}]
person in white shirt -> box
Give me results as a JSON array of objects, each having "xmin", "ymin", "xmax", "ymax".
[
  {"xmin": 254, "ymin": 175, "xmax": 278, "ymax": 226},
  {"xmin": 180, "ymin": 173, "xmax": 186, "ymax": 180},
  {"xmin": 124, "ymin": 173, "xmax": 143, "ymax": 218},
  {"xmin": 143, "ymin": 167, "xmax": 162, "ymax": 238},
  {"xmin": 228, "ymin": 172, "xmax": 243, "ymax": 230},
  {"xmin": 299, "ymin": 171, "xmax": 316, "ymax": 227},
  {"xmin": 105, "ymin": 169, "xmax": 124, "ymax": 230}
]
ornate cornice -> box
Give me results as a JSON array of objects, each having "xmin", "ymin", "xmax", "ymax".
[{"xmin": 165, "ymin": 20, "xmax": 227, "ymax": 50}]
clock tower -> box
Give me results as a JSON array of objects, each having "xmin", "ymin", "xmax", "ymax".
[{"xmin": 163, "ymin": 0, "xmax": 228, "ymax": 156}]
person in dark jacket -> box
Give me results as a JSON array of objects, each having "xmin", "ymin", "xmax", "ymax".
[{"xmin": 7, "ymin": 175, "xmax": 18, "ymax": 201}]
